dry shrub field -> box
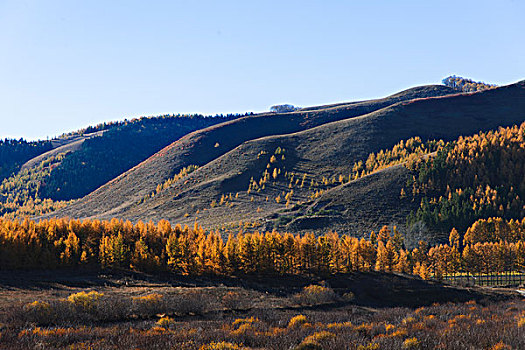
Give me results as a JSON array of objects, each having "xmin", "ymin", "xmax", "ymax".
[{"xmin": 0, "ymin": 271, "xmax": 523, "ymax": 349}]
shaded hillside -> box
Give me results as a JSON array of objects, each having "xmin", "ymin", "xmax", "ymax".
[
  {"xmin": 40, "ymin": 114, "xmax": 245, "ymax": 201},
  {"xmin": 45, "ymin": 85, "xmax": 456, "ymax": 220},
  {"xmin": 0, "ymin": 151, "xmax": 72, "ymax": 219},
  {"xmin": 20, "ymin": 130, "xmax": 105, "ymax": 171},
  {"xmin": 0, "ymin": 139, "xmax": 52, "ymax": 182},
  {"xmin": 0, "ymin": 114, "xmax": 246, "ymax": 218}
]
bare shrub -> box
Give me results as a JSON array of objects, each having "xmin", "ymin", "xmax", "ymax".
[
  {"xmin": 296, "ymin": 330, "xmax": 336, "ymax": 349},
  {"xmin": 14, "ymin": 292, "xmax": 133, "ymax": 326},
  {"xmin": 222, "ymin": 291, "xmax": 252, "ymax": 311},
  {"xmin": 23, "ymin": 301, "xmax": 53, "ymax": 324},
  {"xmin": 343, "ymin": 291, "xmax": 355, "ymax": 302},
  {"xmin": 292, "ymin": 285, "xmax": 339, "ymax": 306},
  {"xmin": 157, "ymin": 316, "xmax": 176, "ymax": 329},
  {"xmin": 294, "ymin": 342, "xmax": 323, "ymax": 350},
  {"xmin": 132, "ymin": 293, "xmax": 165, "ymax": 317},
  {"xmin": 67, "ymin": 291, "xmax": 104, "ymax": 311},
  {"xmin": 199, "ymin": 341, "xmax": 245, "ymax": 349},
  {"xmin": 164, "ymin": 290, "xmax": 216, "ymax": 315}
]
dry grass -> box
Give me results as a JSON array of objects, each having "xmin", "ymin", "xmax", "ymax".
[
  {"xmin": 0, "ymin": 270, "xmax": 523, "ymax": 349},
  {"xmin": 1, "ymin": 286, "xmax": 524, "ymax": 349},
  {"xmin": 2, "ymin": 298, "xmax": 525, "ymax": 349}
]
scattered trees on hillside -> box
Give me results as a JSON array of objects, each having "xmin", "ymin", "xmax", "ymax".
[
  {"xmin": 0, "ymin": 152, "xmax": 72, "ymax": 219},
  {"xmin": 406, "ymin": 122, "xmax": 525, "ymax": 233},
  {"xmin": 139, "ymin": 165, "xmax": 199, "ymax": 204}
]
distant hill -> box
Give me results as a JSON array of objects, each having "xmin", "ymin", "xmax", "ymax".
[
  {"xmin": 0, "ymin": 113, "xmax": 248, "ymax": 218},
  {"xmin": 39, "ymin": 114, "xmax": 247, "ymax": 201},
  {"xmin": 41, "ymin": 80, "xmax": 525, "ymax": 245},
  {"xmin": 0, "ymin": 139, "xmax": 52, "ymax": 182}
]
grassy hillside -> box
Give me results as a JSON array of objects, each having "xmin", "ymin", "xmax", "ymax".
[
  {"xmin": 39, "ymin": 114, "xmax": 244, "ymax": 201},
  {"xmin": 0, "ymin": 113, "xmax": 246, "ymax": 218},
  {"xmin": 45, "ymin": 81, "xmax": 525, "ymax": 245},
  {"xmin": 44, "ymin": 85, "xmax": 456, "ymax": 220}
]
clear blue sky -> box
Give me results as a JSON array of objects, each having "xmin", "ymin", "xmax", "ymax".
[{"xmin": 1, "ymin": 0, "xmax": 524, "ymax": 140}]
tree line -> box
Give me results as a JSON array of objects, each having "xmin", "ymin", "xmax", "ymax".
[
  {"xmin": 1, "ymin": 216, "xmax": 525, "ymax": 280},
  {"xmin": 60, "ymin": 112, "xmax": 254, "ymax": 139}
]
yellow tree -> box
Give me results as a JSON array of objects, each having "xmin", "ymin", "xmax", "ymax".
[
  {"xmin": 428, "ymin": 245, "xmax": 447, "ymax": 280},
  {"xmin": 449, "ymin": 228, "xmax": 461, "ymax": 250},
  {"xmin": 350, "ymin": 237, "xmax": 361, "ymax": 272},
  {"xmin": 208, "ymin": 233, "xmax": 225, "ymax": 275},
  {"xmin": 300, "ymin": 233, "xmax": 317, "ymax": 273},
  {"xmin": 340, "ymin": 235, "xmax": 357, "ymax": 272},
  {"xmin": 359, "ymin": 238, "xmax": 377, "ymax": 271},
  {"xmin": 384, "ymin": 239, "xmax": 398, "ymax": 272},
  {"xmin": 327, "ymin": 231, "xmax": 342, "ymax": 273},
  {"xmin": 375, "ymin": 241, "xmax": 387, "ymax": 272},
  {"xmin": 391, "ymin": 226, "xmax": 404, "ymax": 251},
  {"xmin": 61, "ymin": 231, "xmax": 81, "ymax": 266},
  {"xmin": 414, "ymin": 262, "xmax": 429, "ymax": 280},
  {"xmin": 395, "ymin": 249, "xmax": 410, "ymax": 273},
  {"xmin": 166, "ymin": 232, "xmax": 183, "ymax": 273},
  {"xmin": 377, "ymin": 226, "xmax": 391, "ymax": 245},
  {"xmin": 131, "ymin": 238, "xmax": 159, "ymax": 272},
  {"xmin": 99, "ymin": 235, "xmax": 112, "ymax": 268},
  {"xmin": 282, "ymin": 233, "xmax": 297, "ymax": 274},
  {"xmin": 224, "ymin": 234, "xmax": 239, "ymax": 274},
  {"xmin": 369, "ymin": 231, "xmax": 377, "ymax": 246},
  {"xmin": 238, "ymin": 233, "xmax": 256, "ymax": 274},
  {"xmin": 462, "ymin": 244, "xmax": 479, "ymax": 278}
]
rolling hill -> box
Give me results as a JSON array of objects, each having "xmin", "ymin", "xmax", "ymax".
[
  {"xmin": 43, "ymin": 80, "xmax": 525, "ymax": 244},
  {"xmin": 0, "ymin": 113, "xmax": 247, "ymax": 218},
  {"xmin": 41, "ymin": 85, "xmax": 456, "ymax": 219}
]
